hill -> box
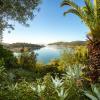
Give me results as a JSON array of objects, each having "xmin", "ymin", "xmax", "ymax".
[
  {"xmin": 2, "ymin": 43, "xmax": 44, "ymax": 52},
  {"xmin": 48, "ymin": 41, "xmax": 86, "ymax": 47}
]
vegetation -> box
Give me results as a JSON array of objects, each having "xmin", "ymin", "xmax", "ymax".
[
  {"xmin": 84, "ymin": 84, "xmax": 100, "ymax": 100},
  {"xmin": 0, "ymin": 0, "xmax": 41, "ymax": 42},
  {"xmin": 9, "ymin": 43, "xmax": 44, "ymax": 48},
  {"xmin": 8, "ymin": 42, "xmax": 44, "ymax": 52},
  {"xmin": 48, "ymin": 41, "xmax": 86, "ymax": 47},
  {"xmin": 61, "ymin": 0, "xmax": 100, "ymax": 83},
  {"xmin": 0, "ymin": 0, "xmax": 100, "ymax": 99},
  {"xmin": 1, "ymin": 44, "xmax": 100, "ymax": 99},
  {"xmin": 0, "ymin": 45, "xmax": 17, "ymax": 68}
]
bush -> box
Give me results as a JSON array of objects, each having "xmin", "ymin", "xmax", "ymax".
[
  {"xmin": 0, "ymin": 81, "xmax": 38, "ymax": 100},
  {"xmin": 35, "ymin": 63, "xmax": 63, "ymax": 78},
  {"xmin": 74, "ymin": 46, "xmax": 88, "ymax": 65},
  {"xmin": 58, "ymin": 46, "xmax": 88, "ymax": 71},
  {"xmin": 0, "ymin": 45, "xmax": 17, "ymax": 68},
  {"xmin": 83, "ymin": 84, "xmax": 100, "ymax": 100},
  {"xmin": 17, "ymin": 49, "xmax": 37, "ymax": 71},
  {"xmin": 8, "ymin": 68, "xmax": 35, "ymax": 82},
  {"xmin": 0, "ymin": 59, "xmax": 7, "ymax": 81},
  {"xmin": 0, "ymin": 63, "xmax": 95, "ymax": 100}
]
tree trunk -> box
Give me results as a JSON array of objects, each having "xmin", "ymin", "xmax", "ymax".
[{"xmin": 87, "ymin": 40, "xmax": 100, "ymax": 83}]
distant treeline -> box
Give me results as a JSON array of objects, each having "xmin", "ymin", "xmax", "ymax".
[
  {"xmin": 48, "ymin": 41, "xmax": 86, "ymax": 46},
  {"xmin": 9, "ymin": 43, "xmax": 44, "ymax": 48},
  {"xmin": 3, "ymin": 43, "xmax": 44, "ymax": 52}
]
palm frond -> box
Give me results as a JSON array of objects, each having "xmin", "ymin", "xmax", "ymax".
[
  {"xmin": 84, "ymin": 0, "xmax": 94, "ymax": 15},
  {"xmin": 61, "ymin": 0, "xmax": 79, "ymax": 9},
  {"xmin": 61, "ymin": 0, "xmax": 86, "ymax": 21},
  {"xmin": 63, "ymin": 8, "xmax": 83, "ymax": 19},
  {"xmin": 61, "ymin": 0, "xmax": 94, "ymax": 31},
  {"xmin": 94, "ymin": 0, "xmax": 100, "ymax": 24},
  {"xmin": 61, "ymin": 0, "xmax": 100, "ymax": 37}
]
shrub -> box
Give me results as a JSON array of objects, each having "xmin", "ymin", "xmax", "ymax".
[
  {"xmin": 17, "ymin": 49, "xmax": 37, "ymax": 71},
  {"xmin": 8, "ymin": 68, "xmax": 35, "ymax": 82},
  {"xmin": 61, "ymin": 65, "xmax": 88, "ymax": 100},
  {"xmin": 0, "ymin": 45, "xmax": 17, "ymax": 68},
  {"xmin": 58, "ymin": 47, "xmax": 88, "ymax": 71},
  {"xmin": 0, "ymin": 59, "xmax": 7, "ymax": 81},
  {"xmin": 58, "ymin": 50, "xmax": 76, "ymax": 70},
  {"xmin": 0, "ymin": 59, "xmax": 10, "ymax": 100},
  {"xmin": 4, "ymin": 81, "xmax": 38, "ymax": 100},
  {"xmin": 0, "ymin": 64, "xmax": 92, "ymax": 100},
  {"xmin": 83, "ymin": 84, "xmax": 100, "ymax": 100},
  {"xmin": 74, "ymin": 46, "xmax": 88, "ymax": 65},
  {"xmin": 43, "ymin": 73, "xmax": 58, "ymax": 100}
]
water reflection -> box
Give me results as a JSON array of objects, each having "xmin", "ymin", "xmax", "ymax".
[
  {"xmin": 13, "ymin": 46, "xmax": 72, "ymax": 64},
  {"xmin": 34, "ymin": 46, "xmax": 67, "ymax": 64}
]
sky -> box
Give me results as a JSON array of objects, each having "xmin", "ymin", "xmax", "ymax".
[{"xmin": 3, "ymin": 0, "xmax": 89, "ymax": 44}]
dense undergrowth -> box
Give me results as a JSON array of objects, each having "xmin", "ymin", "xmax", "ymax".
[{"xmin": 0, "ymin": 45, "xmax": 100, "ymax": 100}]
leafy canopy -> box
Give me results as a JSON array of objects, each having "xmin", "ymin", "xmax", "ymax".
[
  {"xmin": 0, "ymin": 0, "xmax": 40, "ymax": 32},
  {"xmin": 61, "ymin": 0, "xmax": 100, "ymax": 39}
]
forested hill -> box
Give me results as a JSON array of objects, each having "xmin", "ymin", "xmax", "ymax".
[
  {"xmin": 3, "ymin": 43, "xmax": 44, "ymax": 52},
  {"xmin": 48, "ymin": 41, "xmax": 86, "ymax": 47}
]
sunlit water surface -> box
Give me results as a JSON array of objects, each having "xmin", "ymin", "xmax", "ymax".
[
  {"xmin": 14, "ymin": 46, "xmax": 72, "ymax": 64},
  {"xmin": 34, "ymin": 46, "xmax": 71, "ymax": 63}
]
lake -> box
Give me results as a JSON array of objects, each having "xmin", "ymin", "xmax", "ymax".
[
  {"xmin": 14, "ymin": 45, "xmax": 71, "ymax": 64},
  {"xmin": 34, "ymin": 45, "xmax": 72, "ymax": 64},
  {"xmin": 34, "ymin": 46, "xmax": 61, "ymax": 63}
]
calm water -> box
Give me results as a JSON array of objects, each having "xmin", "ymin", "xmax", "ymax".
[
  {"xmin": 14, "ymin": 46, "xmax": 71, "ymax": 64},
  {"xmin": 34, "ymin": 46, "xmax": 63, "ymax": 63}
]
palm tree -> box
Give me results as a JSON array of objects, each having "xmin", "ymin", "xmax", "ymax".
[{"xmin": 61, "ymin": 0, "xmax": 100, "ymax": 83}]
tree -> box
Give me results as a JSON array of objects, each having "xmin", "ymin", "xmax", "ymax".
[
  {"xmin": 61, "ymin": 0, "xmax": 100, "ymax": 83},
  {"xmin": 0, "ymin": 0, "xmax": 41, "ymax": 42},
  {"xmin": 0, "ymin": 45, "xmax": 17, "ymax": 68},
  {"xmin": 0, "ymin": 31, "xmax": 3, "ymax": 43}
]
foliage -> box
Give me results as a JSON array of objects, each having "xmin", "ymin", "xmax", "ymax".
[
  {"xmin": 35, "ymin": 61, "xmax": 62, "ymax": 78},
  {"xmin": 52, "ymin": 76, "xmax": 63, "ymax": 88},
  {"xmin": 30, "ymin": 79, "xmax": 46, "ymax": 99},
  {"xmin": 0, "ymin": 63, "xmax": 95, "ymax": 100},
  {"xmin": 61, "ymin": 0, "xmax": 100, "ymax": 39},
  {"xmin": 58, "ymin": 47, "xmax": 88, "ymax": 71},
  {"xmin": 74, "ymin": 46, "xmax": 88, "ymax": 65},
  {"xmin": 43, "ymin": 73, "xmax": 58, "ymax": 100},
  {"xmin": 0, "ymin": 59, "xmax": 7, "ymax": 80},
  {"xmin": 0, "ymin": 0, "xmax": 41, "ymax": 32},
  {"xmin": 58, "ymin": 49, "xmax": 76, "ymax": 70},
  {"xmin": 62, "ymin": 65, "xmax": 85, "ymax": 100},
  {"xmin": 0, "ymin": 59, "xmax": 10, "ymax": 100},
  {"xmin": 0, "ymin": 45, "xmax": 99, "ymax": 100},
  {"xmin": 84, "ymin": 84, "xmax": 100, "ymax": 100},
  {"xmin": 17, "ymin": 48, "xmax": 37, "ymax": 71},
  {"xmin": 61, "ymin": 0, "xmax": 100, "ymax": 83},
  {"xmin": 64, "ymin": 65, "xmax": 82, "ymax": 80},
  {"xmin": 8, "ymin": 68, "xmax": 35, "ymax": 82},
  {"xmin": 3, "ymin": 81, "xmax": 38, "ymax": 100},
  {"xmin": 10, "ymin": 43, "xmax": 44, "ymax": 48},
  {"xmin": 49, "ymin": 41, "xmax": 86, "ymax": 46},
  {"xmin": 0, "ymin": 45, "xmax": 17, "ymax": 68},
  {"xmin": 9, "ymin": 43, "xmax": 44, "ymax": 52}
]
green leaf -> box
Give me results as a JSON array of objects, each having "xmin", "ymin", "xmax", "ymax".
[{"xmin": 84, "ymin": 91, "xmax": 97, "ymax": 100}]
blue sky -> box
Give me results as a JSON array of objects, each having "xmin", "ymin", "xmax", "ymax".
[{"xmin": 3, "ymin": 0, "xmax": 89, "ymax": 44}]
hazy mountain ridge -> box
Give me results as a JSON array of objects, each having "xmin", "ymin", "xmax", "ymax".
[
  {"xmin": 2, "ymin": 42, "xmax": 44, "ymax": 52},
  {"xmin": 48, "ymin": 41, "xmax": 86, "ymax": 46}
]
